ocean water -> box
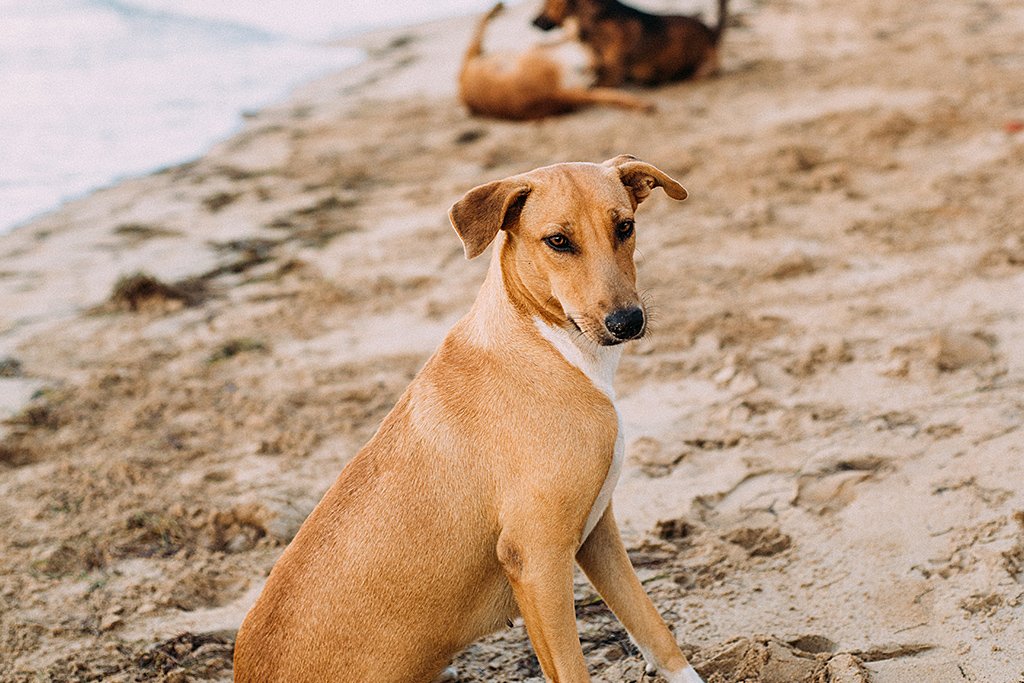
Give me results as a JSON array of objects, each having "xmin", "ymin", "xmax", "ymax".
[{"xmin": 0, "ymin": 0, "xmax": 497, "ymax": 233}]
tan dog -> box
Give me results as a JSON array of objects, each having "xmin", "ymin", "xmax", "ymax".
[
  {"xmin": 459, "ymin": 3, "xmax": 654, "ymax": 120},
  {"xmin": 533, "ymin": 0, "xmax": 729, "ymax": 86},
  {"xmin": 233, "ymin": 155, "xmax": 704, "ymax": 683}
]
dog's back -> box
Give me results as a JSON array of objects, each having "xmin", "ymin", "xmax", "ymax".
[
  {"xmin": 461, "ymin": 51, "xmax": 579, "ymax": 120},
  {"xmin": 536, "ymin": 0, "xmax": 728, "ymax": 86},
  {"xmin": 632, "ymin": 7, "xmax": 721, "ymax": 83}
]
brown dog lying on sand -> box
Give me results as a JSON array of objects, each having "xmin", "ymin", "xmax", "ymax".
[
  {"xmin": 533, "ymin": 0, "xmax": 729, "ymax": 86},
  {"xmin": 233, "ymin": 155, "xmax": 705, "ymax": 682},
  {"xmin": 459, "ymin": 3, "xmax": 654, "ymax": 120}
]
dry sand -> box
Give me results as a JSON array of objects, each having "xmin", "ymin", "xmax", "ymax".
[{"xmin": 2, "ymin": 0, "xmax": 1023, "ymax": 681}]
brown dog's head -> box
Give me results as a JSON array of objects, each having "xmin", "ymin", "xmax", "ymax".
[
  {"xmin": 449, "ymin": 155, "xmax": 686, "ymax": 345},
  {"xmin": 533, "ymin": 0, "xmax": 572, "ymax": 30}
]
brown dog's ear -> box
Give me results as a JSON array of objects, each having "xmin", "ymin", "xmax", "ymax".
[
  {"xmin": 532, "ymin": 0, "xmax": 569, "ymax": 30},
  {"xmin": 449, "ymin": 179, "xmax": 531, "ymax": 259},
  {"xmin": 604, "ymin": 154, "xmax": 687, "ymax": 208}
]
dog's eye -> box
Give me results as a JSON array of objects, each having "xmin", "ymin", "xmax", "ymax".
[
  {"xmin": 616, "ymin": 220, "xmax": 635, "ymax": 240},
  {"xmin": 543, "ymin": 234, "xmax": 574, "ymax": 252}
]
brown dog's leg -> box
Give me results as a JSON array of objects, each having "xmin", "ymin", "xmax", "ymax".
[
  {"xmin": 576, "ymin": 506, "xmax": 696, "ymax": 679},
  {"xmin": 593, "ymin": 45, "xmax": 628, "ymax": 87},
  {"xmin": 556, "ymin": 87, "xmax": 656, "ymax": 113},
  {"xmin": 499, "ymin": 535, "xmax": 590, "ymax": 682},
  {"xmin": 693, "ymin": 46, "xmax": 720, "ymax": 79}
]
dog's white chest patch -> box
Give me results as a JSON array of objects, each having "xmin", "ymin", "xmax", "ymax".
[
  {"xmin": 583, "ymin": 414, "xmax": 625, "ymax": 538},
  {"xmin": 535, "ymin": 319, "xmax": 624, "ymax": 541}
]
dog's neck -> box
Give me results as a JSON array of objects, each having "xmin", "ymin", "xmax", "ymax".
[
  {"xmin": 466, "ymin": 235, "xmax": 623, "ymax": 400},
  {"xmin": 533, "ymin": 319, "xmax": 622, "ymax": 400}
]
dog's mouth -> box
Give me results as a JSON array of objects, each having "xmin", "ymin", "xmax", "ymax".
[{"xmin": 599, "ymin": 327, "xmax": 646, "ymax": 346}]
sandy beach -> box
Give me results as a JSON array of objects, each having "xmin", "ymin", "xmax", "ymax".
[{"xmin": 2, "ymin": 0, "xmax": 1023, "ymax": 681}]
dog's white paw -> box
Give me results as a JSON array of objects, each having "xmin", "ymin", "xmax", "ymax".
[
  {"xmin": 665, "ymin": 665, "xmax": 705, "ymax": 683},
  {"xmin": 432, "ymin": 665, "xmax": 458, "ymax": 682}
]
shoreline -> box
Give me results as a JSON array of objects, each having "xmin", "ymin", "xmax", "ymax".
[
  {"xmin": 0, "ymin": 4, "xmax": 488, "ymax": 357},
  {"xmin": 0, "ymin": 0, "xmax": 508, "ymax": 239}
]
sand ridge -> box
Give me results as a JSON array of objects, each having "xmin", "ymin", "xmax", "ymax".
[{"xmin": 1, "ymin": 0, "xmax": 1023, "ymax": 681}]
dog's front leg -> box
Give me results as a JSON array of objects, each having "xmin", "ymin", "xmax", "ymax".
[
  {"xmin": 498, "ymin": 533, "xmax": 590, "ymax": 682},
  {"xmin": 592, "ymin": 42, "xmax": 628, "ymax": 87},
  {"xmin": 576, "ymin": 506, "xmax": 705, "ymax": 683}
]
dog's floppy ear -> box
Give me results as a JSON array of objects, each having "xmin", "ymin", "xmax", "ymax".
[
  {"xmin": 604, "ymin": 154, "xmax": 687, "ymax": 208},
  {"xmin": 533, "ymin": 0, "xmax": 569, "ymax": 30},
  {"xmin": 449, "ymin": 179, "xmax": 531, "ymax": 259}
]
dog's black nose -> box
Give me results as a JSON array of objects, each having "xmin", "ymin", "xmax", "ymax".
[
  {"xmin": 532, "ymin": 15, "xmax": 557, "ymax": 30},
  {"xmin": 605, "ymin": 307, "xmax": 645, "ymax": 341}
]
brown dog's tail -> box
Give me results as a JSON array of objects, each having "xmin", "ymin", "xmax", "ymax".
[
  {"xmin": 713, "ymin": 0, "xmax": 729, "ymax": 43},
  {"xmin": 463, "ymin": 2, "xmax": 505, "ymax": 63}
]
